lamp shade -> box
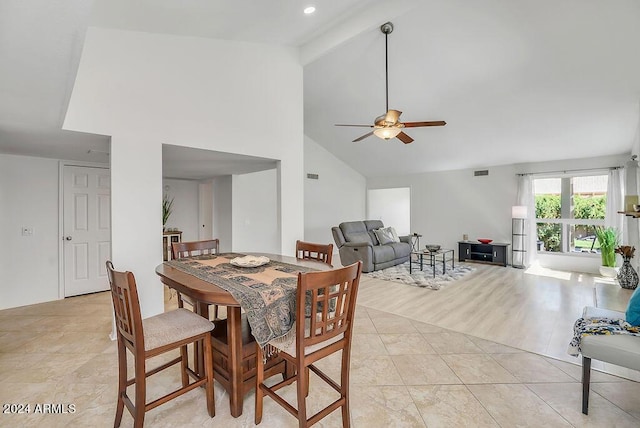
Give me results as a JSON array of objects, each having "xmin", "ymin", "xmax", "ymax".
[
  {"xmin": 373, "ymin": 127, "xmax": 402, "ymax": 140},
  {"xmin": 512, "ymin": 205, "xmax": 528, "ymax": 219}
]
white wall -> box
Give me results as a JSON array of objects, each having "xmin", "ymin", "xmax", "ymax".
[
  {"xmin": 0, "ymin": 154, "xmax": 60, "ymax": 309},
  {"xmin": 64, "ymin": 28, "xmax": 304, "ymax": 317},
  {"xmin": 162, "ymin": 178, "xmax": 199, "ymax": 242},
  {"xmin": 368, "ymin": 154, "xmax": 629, "ymax": 274},
  {"xmin": 303, "ymin": 136, "xmax": 366, "ymax": 248},
  {"xmin": 232, "ymin": 169, "xmax": 279, "ymax": 254},
  {"xmin": 367, "ymin": 188, "xmax": 411, "ymax": 236},
  {"xmin": 212, "ymin": 176, "xmax": 232, "ymax": 252},
  {"xmin": 109, "ymin": 135, "xmax": 164, "ymax": 316},
  {"xmin": 369, "ymin": 165, "xmax": 517, "ymax": 254}
]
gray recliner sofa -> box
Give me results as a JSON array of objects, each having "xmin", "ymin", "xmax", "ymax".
[{"xmin": 331, "ymin": 220, "xmax": 411, "ymax": 273}]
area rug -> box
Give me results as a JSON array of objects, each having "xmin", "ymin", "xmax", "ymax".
[{"xmin": 364, "ymin": 261, "xmax": 474, "ymax": 290}]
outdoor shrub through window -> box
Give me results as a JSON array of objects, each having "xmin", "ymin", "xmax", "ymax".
[{"xmin": 534, "ymin": 174, "xmax": 607, "ymax": 254}]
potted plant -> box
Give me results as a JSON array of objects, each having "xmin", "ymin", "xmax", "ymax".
[
  {"xmin": 162, "ymin": 194, "xmax": 174, "ymax": 231},
  {"xmin": 595, "ymin": 226, "xmax": 619, "ymax": 277}
]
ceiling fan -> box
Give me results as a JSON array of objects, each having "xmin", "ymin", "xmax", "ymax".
[{"xmin": 335, "ymin": 22, "xmax": 446, "ymax": 144}]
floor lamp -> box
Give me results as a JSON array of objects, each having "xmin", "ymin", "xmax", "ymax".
[{"xmin": 512, "ymin": 206, "xmax": 527, "ymax": 269}]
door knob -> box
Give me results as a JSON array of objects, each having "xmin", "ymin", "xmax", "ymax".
[{"xmin": 65, "ymin": 236, "xmax": 73, "ymax": 241}]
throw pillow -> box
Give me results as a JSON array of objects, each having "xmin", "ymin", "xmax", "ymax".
[
  {"xmin": 388, "ymin": 227, "xmax": 400, "ymax": 242},
  {"xmin": 374, "ymin": 227, "xmax": 400, "ymax": 245},
  {"xmin": 344, "ymin": 231, "xmax": 373, "ymax": 245},
  {"xmin": 626, "ymin": 286, "xmax": 640, "ymax": 326}
]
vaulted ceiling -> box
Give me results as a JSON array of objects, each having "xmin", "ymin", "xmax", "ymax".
[{"xmin": 1, "ymin": 0, "xmax": 639, "ymax": 178}]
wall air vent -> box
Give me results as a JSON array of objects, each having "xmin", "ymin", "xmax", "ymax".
[
  {"xmin": 474, "ymin": 170, "xmax": 489, "ymax": 177},
  {"xmin": 306, "ymin": 173, "xmax": 319, "ymax": 180}
]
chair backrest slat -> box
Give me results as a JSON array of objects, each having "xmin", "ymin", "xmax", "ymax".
[
  {"xmin": 106, "ymin": 261, "xmax": 144, "ymax": 349},
  {"xmin": 172, "ymin": 239, "xmax": 220, "ymax": 259},
  {"xmin": 296, "ymin": 240, "xmax": 333, "ymax": 266},
  {"xmin": 296, "ymin": 261, "xmax": 361, "ymax": 350}
]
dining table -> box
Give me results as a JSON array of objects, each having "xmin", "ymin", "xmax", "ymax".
[{"xmin": 155, "ymin": 252, "xmax": 330, "ymax": 417}]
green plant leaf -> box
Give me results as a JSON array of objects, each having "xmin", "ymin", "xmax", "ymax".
[
  {"xmin": 162, "ymin": 194, "xmax": 174, "ymax": 226},
  {"xmin": 595, "ymin": 226, "xmax": 619, "ymax": 267}
]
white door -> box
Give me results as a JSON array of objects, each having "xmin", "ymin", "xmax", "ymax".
[
  {"xmin": 63, "ymin": 165, "xmax": 111, "ymax": 297},
  {"xmin": 198, "ymin": 181, "xmax": 213, "ymax": 240}
]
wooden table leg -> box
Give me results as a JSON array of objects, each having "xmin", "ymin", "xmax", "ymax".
[
  {"xmin": 194, "ymin": 301, "xmax": 210, "ymax": 377},
  {"xmin": 227, "ymin": 306, "xmax": 243, "ymax": 417}
]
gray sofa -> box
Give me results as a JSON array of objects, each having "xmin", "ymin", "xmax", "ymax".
[{"xmin": 331, "ymin": 220, "xmax": 411, "ymax": 273}]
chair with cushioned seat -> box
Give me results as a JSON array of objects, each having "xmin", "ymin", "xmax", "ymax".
[
  {"xmin": 171, "ymin": 239, "xmax": 221, "ymax": 319},
  {"xmin": 254, "ymin": 261, "xmax": 362, "ymax": 428},
  {"xmin": 580, "ymin": 306, "xmax": 640, "ymax": 415},
  {"xmin": 107, "ymin": 261, "xmax": 215, "ymax": 427},
  {"xmin": 296, "ymin": 240, "xmax": 333, "ymax": 266}
]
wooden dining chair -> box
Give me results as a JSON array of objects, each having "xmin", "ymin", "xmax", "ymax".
[
  {"xmin": 296, "ymin": 240, "xmax": 333, "ymax": 266},
  {"xmin": 255, "ymin": 261, "xmax": 362, "ymax": 428},
  {"xmin": 171, "ymin": 239, "xmax": 221, "ymax": 319},
  {"xmin": 106, "ymin": 261, "xmax": 215, "ymax": 428}
]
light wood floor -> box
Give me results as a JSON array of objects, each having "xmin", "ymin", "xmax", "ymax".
[{"xmin": 356, "ymin": 260, "xmax": 639, "ymax": 380}]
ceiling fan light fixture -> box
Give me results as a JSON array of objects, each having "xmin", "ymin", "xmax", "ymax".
[{"xmin": 373, "ymin": 127, "xmax": 402, "ymax": 140}]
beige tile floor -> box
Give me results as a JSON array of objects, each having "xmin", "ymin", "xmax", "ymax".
[{"xmin": 1, "ymin": 265, "xmax": 640, "ymax": 427}]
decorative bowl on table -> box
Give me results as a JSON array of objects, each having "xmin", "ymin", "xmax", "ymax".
[
  {"xmin": 425, "ymin": 244, "xmax": 441, "ymax": 252},
  {"xmin": 477, "ymin": 239, "xmax": 493, "ymax": 244},
  {"xmin": 230, "ymin": 255, "xmax": 270, "ymax": 267}
]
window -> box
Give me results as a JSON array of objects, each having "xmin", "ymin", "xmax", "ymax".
[{"xmin": 534, "ymin": 174, "xmax": 607, "ymax": 254}]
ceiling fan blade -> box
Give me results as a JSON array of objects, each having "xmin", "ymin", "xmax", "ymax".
[
  {"xmin": 353, "ymin": 131, "xmax": 374, "ymax": 142},
  {"xmin": 384, "ymin": 110, "xmax": 402, "ymax": 124},
  {"xmin": 403, "ymin": 121, "xmax": 447, "ymax": 128},
  {"xmin": 335, "ymin": 124, "xmax": 374, "ymax": 128},
  {"xmin": 396, "ymin": 132, "xmax": 414, "ymax": 144}
]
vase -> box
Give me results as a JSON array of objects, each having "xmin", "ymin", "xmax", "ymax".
[{"xmin": 617, "ymin": 257, "xmax": 639, "ymax": 290}]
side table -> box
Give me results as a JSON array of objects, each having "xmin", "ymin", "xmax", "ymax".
[{"xmin": 410, "ymin": 233, "xmax": 422, "ymax": 252}]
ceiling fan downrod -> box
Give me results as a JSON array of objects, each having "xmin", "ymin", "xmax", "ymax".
[{"xmin": 380, "ymin": 22, "xmax": 393, "ymax": 114}]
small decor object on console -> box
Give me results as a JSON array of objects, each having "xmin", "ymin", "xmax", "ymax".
[
  {"xmin": 616, "ymin": 246, "xmax": 638, "ymax": 290},
  {"xmin": 477, "ymin": 238, "xmax": 493, "ymax": 244}
]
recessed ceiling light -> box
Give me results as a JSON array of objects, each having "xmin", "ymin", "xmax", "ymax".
[{"xmin": 304, "ymin": 6, "xmax": 316, "ymax": 15}]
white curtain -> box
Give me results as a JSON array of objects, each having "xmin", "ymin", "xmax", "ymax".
[
  {"xmin": 516, "ymin": 174, "xmax": 537, "ymax": 267},
  {"xmin": 605, "ymin": 167, "xmax": 625, "ymax": 241}
]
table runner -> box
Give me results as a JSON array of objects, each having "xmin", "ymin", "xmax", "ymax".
[{"xmin": 166, "ymin": 253, "xmax": 316, "ymax": 349}]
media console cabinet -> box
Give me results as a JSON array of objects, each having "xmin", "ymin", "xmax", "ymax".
[{"xmin": 458, "ymin": 241, "xmax": 509, "ymax": 267}]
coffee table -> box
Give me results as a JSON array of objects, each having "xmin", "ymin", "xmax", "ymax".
[{"xmin": 410, "ymin": 249, "xmax": 455, "ymax": 277}]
